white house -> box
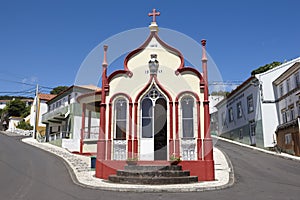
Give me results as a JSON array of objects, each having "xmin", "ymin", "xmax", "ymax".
[
  {"xmin": 7, "ymin": 116, "xmax": 23, "ymax": 132},
  {"xmin": 209, "ymin": 95, "xmax": 225, "ymax": 135},
  {"xmin": 216, "ymin": 57, "xmax": 300, "ymax": 148},
  {"xmin": 42, "ymin": 85, "xmax": 100, "ymax": 153}
]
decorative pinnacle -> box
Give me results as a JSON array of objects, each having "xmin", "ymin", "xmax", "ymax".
[
  {"xmin": 201, "ymin": 39, "xmax": 207, "ymax": 61},
  {"xmin": 102, "ymin": 45, "xmax": 108, "ymax": 67}
]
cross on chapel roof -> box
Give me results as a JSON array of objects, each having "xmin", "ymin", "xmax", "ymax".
[{"xmin": 148, "ymin": 8, "xmax": 160, "ymax": 23}]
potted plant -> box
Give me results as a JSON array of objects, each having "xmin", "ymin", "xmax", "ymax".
[
  {"xmin": 126, "ymin": 157, "xmax": 138, "ymax": 165},
  {"xmin": 169, "ymin": 154, "xmax": 181, "ymax": 165}
]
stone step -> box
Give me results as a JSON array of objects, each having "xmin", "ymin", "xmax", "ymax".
[
  {"xmin": 124, "ymin": 165, "xmax": 182, "ymax": 171},
  {"xmin": 117, "ymin": 170, "xmax": 190, "ymax": 177},
  {"xmin": 108, "ymin": 175, "xmax": 198, "ymax": 185}
]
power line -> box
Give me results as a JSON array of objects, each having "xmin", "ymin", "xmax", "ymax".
[
  {"xmin": 0, "ymin": 78, "xmax": 54, "ymax": 90},
  {"xmin": 209, "ymin": 81, "xmax": 243, "ymax": 86}
]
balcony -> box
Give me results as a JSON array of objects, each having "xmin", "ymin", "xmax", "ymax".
[{"xmin": 42, "ymin": 105, "xmax": 69, "ymax": 123}]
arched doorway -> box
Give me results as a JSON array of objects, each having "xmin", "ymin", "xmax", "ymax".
[{"xmin": 140, "ymin": 85, "xmax": 168, "ymax": 160}]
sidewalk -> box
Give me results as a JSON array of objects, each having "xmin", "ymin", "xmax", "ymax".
[{"xmin": 21, "ymin": 137, "xmax": 233, "ymax": 192}]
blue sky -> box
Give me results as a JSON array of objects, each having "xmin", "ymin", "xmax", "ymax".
[{"xmin": 0, "ymin": 0, "xmax": 299, "ymax": 96}]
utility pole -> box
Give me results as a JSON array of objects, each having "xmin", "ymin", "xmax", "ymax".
[{"xmin": 33, "ymin": 84, "xmax": 39, "ymax": 139}]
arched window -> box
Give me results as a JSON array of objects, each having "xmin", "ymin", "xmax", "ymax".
[
  {"xmin": 181, "ymin": 96, "xmax": 194, "ymax": 138},
  {"xmin": 114, "ymin": 98, "xmax": 127, "ymax": 139}
]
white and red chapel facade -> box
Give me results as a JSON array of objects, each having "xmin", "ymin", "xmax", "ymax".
[{"xmin": 78, "ymin": 9, "xmax": 215, "ymax": 181}]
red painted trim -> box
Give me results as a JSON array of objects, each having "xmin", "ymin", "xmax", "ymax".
[
  {"xmin": 175, "ymin": 101, "xmax": 179, "ymax": 140},
  {"xmin": 129, "ymin": 102, "xmax": 133, "ymax": 158},
  {"xmin": 197, "ymin": 139, "xmax": 203, "ymax": 160},
  {"xmin": 127, "ymin": 140, "xmax": 132, "ymax": 159},
  {"xmin": 124, "ymin": 32, "xmax": 155, "ymax": 71},
  {"xmin": 109, "ymin": 93, "xmax": 133, "ymax": 104},
  {"xmin": 107, "ymin": 103, "xmax": 112, "ymax": 160},
  {"xmin": 133, "ymin": 102, "xmax": 138, "ymax": 155},
  {"xmin": 197, "ymin": 100, "xmax": 201, "ymax": 140},
  {"xmin": 107, "ymin": 140, "xmax": 111, "ymax": 160},
  {"xmin": 108, "ymin": 103, "xmax": 112, "ymax": 140},
  {"xmin": 107, "ymin": 70, "xmax": 133, "ymax": 83},
  {"xmin": 124, "ymin": 32, "xmax": 185, "ymax": 73},
  {"xmin": 169, "ymin": 102, "xmax": 173, "ymax": 140},
  {"xmin": 175, "ymin": 67, "xmax": 204, "ymax": 83},
  {"xmin": 175, "ymin": 91, "xmax": 200, "ymax": 102},
  {"xmin": 129, "ymin": 103, "xmax": 133, "ymax": 141},
  {"xmin": 153, "ymin": 76, "xmax": 173, "ymax": 101},
  {"xmin": 153, "ymin": 33, "xmax": 184, "ymax": 69}
]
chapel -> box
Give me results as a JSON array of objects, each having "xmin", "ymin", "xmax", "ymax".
[{"xmin": 78, "ymin": 9, "xmax": 215, "ymax": 181}]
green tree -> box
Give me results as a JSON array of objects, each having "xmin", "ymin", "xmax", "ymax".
[
  {"xmin": 251, "ymin": 61, "xmax": 282, "ymax": 75},
  {"xmin": 16, "ymin": 120, "xmax": 33, "ymax": 130},
  {"xmin": 211, "ymin": 91, "xmax": 230, "ymax": 96},
  {"xmin": 5, "ymin": 99, "xmax": 27, "ymax": 117},
  {"xmin": 50, "ymin": 86, "xmax": 68, "ymax": 95},
  {"xmin": 0, "ymin": 109, "xmax": 8, "ymax": 130},
  {"xmin": 21, "ymin": 106, "xmax": 31, "ymax": 118}
]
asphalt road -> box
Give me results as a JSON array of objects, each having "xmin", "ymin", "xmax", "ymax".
[{"xmin": 0, "ymin": 132, "xmax": 299, "ymax": 200}]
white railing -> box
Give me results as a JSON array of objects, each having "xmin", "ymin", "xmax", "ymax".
[
  {"xmin": 82, "ymin": 126, "xmax": 99, "ymax": 140},
  {"xmin": 113, "ymin": 140, "xmax": 127, "ymax": 160},
  {"xmin": 181, "ymin": 138, "xmax": 196, "ymax": 160}
]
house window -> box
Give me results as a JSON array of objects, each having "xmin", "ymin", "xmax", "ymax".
[
  {"xmin": 247, "ymin": 95, "xmax": 254, "ymax": 113},
  {"xmin": 297, "ymin": 102, "xmax": 300, "ymax": 116},
  {"xmin": 282, "ymin": 110, "xmax": 287, "ymax": 123},
  {"xmin": 285, "ymin": 133, "xmax": 292, "ymax": 145},
  {"xmin": 68, "ymin": 94, "xmax": 71, "ymax": 104},
  {"xmin": 295, "ymin": 72, "xmax": 300, "ymax": 88},
  {"xmin": 181, "ymin": 96, "xmax": 194, "ymax": 138},
  {"xmin": 279, "ymin": 84, "xmax": 284, "ymax": 97},
  {"xmin": 228, "ymin": 107, "xmax": 234, "ymax": 122},
  {"xmin": 237, "ymin": 101, "xmax": 243, "ymax": 118},
  {"xmin": 114, "ymin": 98, "xmax": 127, "ymax": 139},
  {"xmin": 289, "ymin": 105, "xmax": 295, "ymax": 121},
  {"xmin": 286, "ymin": 79, "xmax": 290, "ymax": 93}
]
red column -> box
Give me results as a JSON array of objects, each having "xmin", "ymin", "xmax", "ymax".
[
  {"xmin": 133, "ymin": 102, "xmax": 138, "ymax": 157},
  {"xmin": 174, "ymin": 101, "xmax": 180, "ymax": 157},
  {"xmin": 201, "ymin": 39, "xmax": 213, "ymax": 161},
  {"xmin": 196, "ymin": 100, "xmax": 203, "ymax": 160},
  {"xmin": 80, "ymin": 103, "xmax": 86, "ymax": 154},
  {"xmin": 169, "ymin": 102, "xmax": 174, "ymax": 158},
  {"xmin": 107, "ymin": 103, "xmax": 112, "ymax": 160},
  {"xmin": 97, "ymin": 45, "xmax": 108, "ymax": 161},
  {"xmin": 127, "ymin": 102, "xmax": 133, "ymax": 159},
  {"xmin": 88, "ymin": 110, "xmax": 91, "ymax": 138},
  {"xmin": 98, "ymin": 103, "xmax": 106, "ymax": 160}
]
